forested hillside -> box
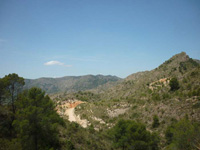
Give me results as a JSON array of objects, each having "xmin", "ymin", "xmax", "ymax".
[{"xmin": 0, "ymin": 52, "xmax": 200, "ymax": 150}]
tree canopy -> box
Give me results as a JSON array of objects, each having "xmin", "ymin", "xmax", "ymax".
[
  {"xmin": 0, "ymin": 78, "xmax": 6, "ymax": 105},
  {"xmin": 165, "ymin": 117, "xmax": 200, "ymax": 150},
  {"xmin": 109, "ymin": 119, "xmax": 159, "ymax": 150},
  {"xmin": 3, "ymin": 73, "xmax": 25, "ymax": 113},
  {"xmin": 13, "ymin": 87, "xmax": 64, "ymax": 150}
]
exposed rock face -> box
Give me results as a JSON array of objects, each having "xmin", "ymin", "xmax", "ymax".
[
  {"xmin": 107, "ymin": 108, "xmax": 129, "ymax": 118},
  {"xmin": 149, "ymin": 78, "xmax": 170, "ymax": 91}
]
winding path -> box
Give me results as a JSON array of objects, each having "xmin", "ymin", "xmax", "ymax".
[
  {"xmin": 65, "ymin": 107, "xmax": 88, "ymax": 128},
  {"xmin": 57, "ymin": 100, "xmax": 88, "ymax": 128}
]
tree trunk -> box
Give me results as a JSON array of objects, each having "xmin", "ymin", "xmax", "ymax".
[
  {"xmin": 11, "ymin": 84, "xmax": 16, "ymax": 114},
  {"xmin": 34, "ymin": 134, "xmax": 38, "ymax": 150}
]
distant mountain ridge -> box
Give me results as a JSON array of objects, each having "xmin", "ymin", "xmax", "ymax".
[{"xmin": 24, "ymin": 74, "xmax": 121, "ymax": 94}]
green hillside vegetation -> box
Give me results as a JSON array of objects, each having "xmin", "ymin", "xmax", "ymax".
[
  {"xmin": 72, "ymin": 52, "xmax": 200, "ymax": 149},
  {"xmin": 165, "ymin": 116, "xmax": 200, "ymax": 150},
  {"xmin": 108, "ymin": 119, "xmax": 160, "ymax": 150},
  {"xmin": 0, "ymin": 74, "xmax": 65, "ymax": 150},
  {"xmin": 0, "ymin": 52, "xmax": 200, "ymax": 150}
]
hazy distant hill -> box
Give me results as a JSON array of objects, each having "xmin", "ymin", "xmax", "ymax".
[{"xmin": 24, "ymin": 75, "xmax": 121, "ymax": 94}]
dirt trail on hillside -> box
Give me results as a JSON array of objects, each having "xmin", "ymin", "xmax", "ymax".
[
  {"xmin": 65, "ymin": 107, "xmax": 88, "ymax": 128},
  {"xmin": 57, "ymin": 100, "xmax": 88, "ymax": 128}
]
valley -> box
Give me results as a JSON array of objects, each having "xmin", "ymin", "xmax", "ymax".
[
  {"xmin": 53, "ymin": 52, "xmax": 200, "ymax": 149},
  {"xmin": 1, "ymin": 1, "xmax": 200, "ymax": 149},
  {"xmin": 1, "ymin": 52, "xmax": 200, "ymax": 150}
]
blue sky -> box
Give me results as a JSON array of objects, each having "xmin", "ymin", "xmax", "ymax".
[{"xmin": 0, "ymin": 0, "xmax": 200, "ymax": 79}]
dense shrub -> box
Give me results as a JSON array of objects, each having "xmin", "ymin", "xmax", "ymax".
[
  {"xmin": 169, "ymin": 77, "xmax": 180, "ymax": 91},
  {"xmin": 109, "ymin": 119, "xmax": 160, "ymax": 150},
  {"xmin": 165, "ymin": 117, "xmax": 200, "ymax": 150},
  {"xmin": 152, "ymin": 115, "xmax": 160, "ymax": 128}
]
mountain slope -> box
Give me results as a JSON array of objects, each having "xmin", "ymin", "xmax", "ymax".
[
  {"xmin": 102, "ymin": 52, "xmax": 200, "ymax": 100},
  {"xmin": 65, "ymin": 52, "xmax": 200, "ymax": 147},
  {"xmin": 45, "ymin": 52, "xmax": 200, "ymax": 149},
  {"xmin": 24, "ymin": 75, "xmax": 121, "ymax": 94}
]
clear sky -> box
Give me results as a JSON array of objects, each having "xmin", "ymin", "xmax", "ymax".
[{"xmin": 0, "ymin": 0, "xmax": 200, "ymax": 79}]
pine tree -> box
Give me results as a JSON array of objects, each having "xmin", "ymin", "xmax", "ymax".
[
  {"xmin": 3, "ymin": 73, "xmax": 25, "ymax": 114},
  {"xmin": 13, "ymin": 87, "xmax": 64, "ymax": 150}
]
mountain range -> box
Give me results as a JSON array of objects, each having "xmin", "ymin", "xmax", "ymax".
[
  {"xmin": 1, "ymin": 52, "xmax": 200, "ymax": 150},
  {"xmin": 64, "ymin": 52, "xmax": 200, "ymax": 149},
  {"xmin": 24, "ymin": 74, "xmax": 121, "ymax": 94}
]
